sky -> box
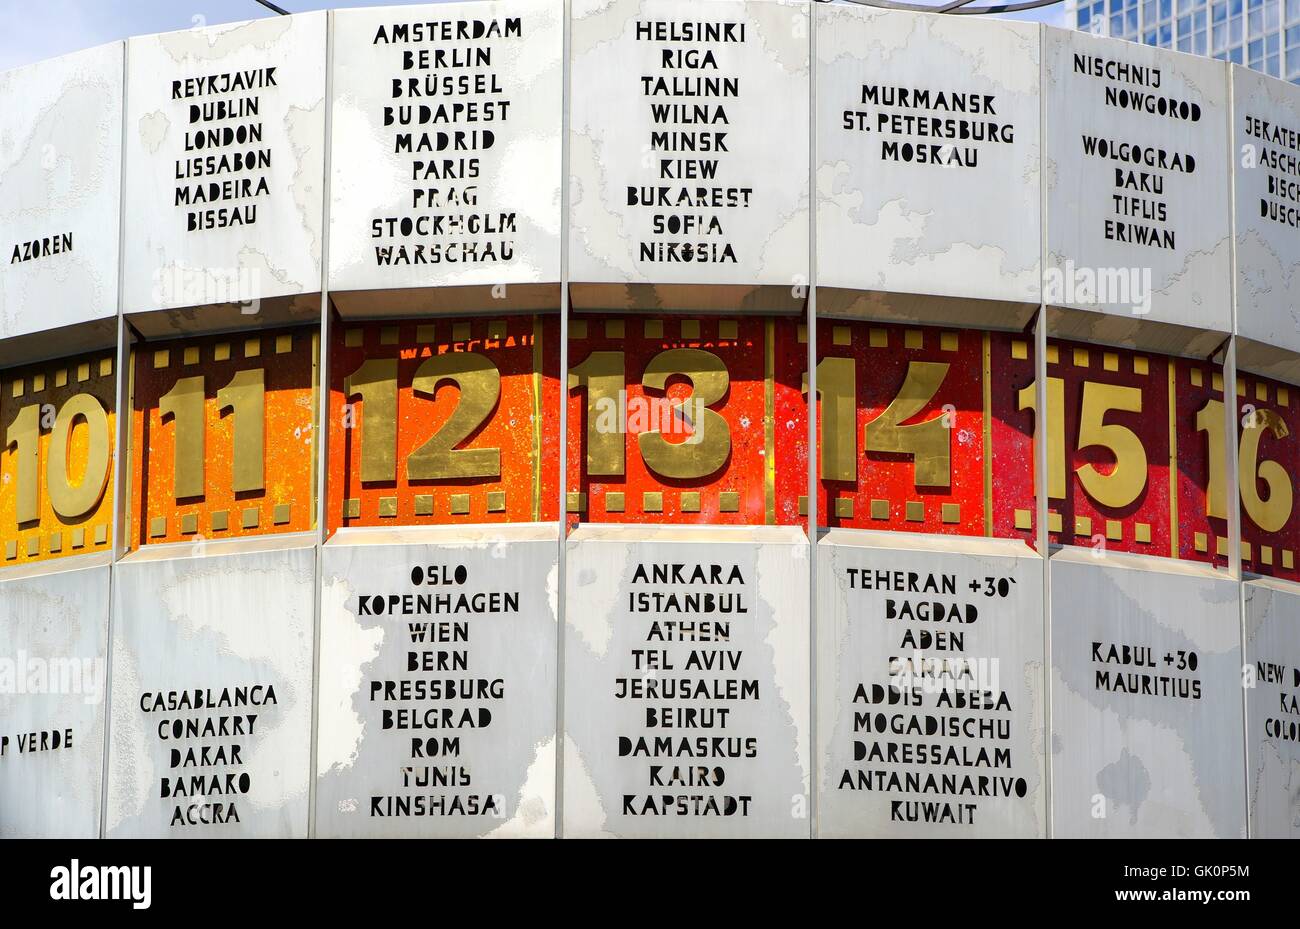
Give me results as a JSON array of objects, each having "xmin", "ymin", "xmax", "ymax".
[{"xmin": 0, "ymin": 0, "xmax": 1069, "ymax": 72}]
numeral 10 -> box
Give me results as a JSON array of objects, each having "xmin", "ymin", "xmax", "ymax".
[{"xmin": 6, "ymin": 394, "xmax": 111, "ymax": 525}]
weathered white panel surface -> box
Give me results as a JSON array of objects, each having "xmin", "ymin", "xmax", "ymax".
[
  {"xmin": 121, "ymin": 13, "xmax": 326, "ymax": 321},
  {"xmin": 1243, "ymin": 577, "xmax": 1300, "ymax": 838},
  {"xmin": 1233, "ymin": 66, "xmax": 1300, "ymax": 381},
  {"xmin": 0, "ymin": 43, "xmax": 122, "ymax": 353},
  {"xmin": 105, "ymin": 536, "xmax": 314, "ymax": 838},
  {"xmin": 816, "ymin": 7, "xmax": 1040, "ymax": 325},
  {"xmin": 1044, "ymin": 28, "xmax": 1231, "ymax": 354},
  {"xmin": 0, "ymin": 556, "xmax": 110, "ymax": 838},
  {"xmin": 816, "ymin": 531, "xmax": 1045, "ymax": 838},
  {"xmin": 316, "ymin": 524, "xmax": 557, "ymax": 838},
  {"xmin": 562, "ymin": 524, "xmax": 809, "ymax": 837},
  {"xmin": 328, "ymin": 1, "xmax": 562, "ymax": 314},
  {"xmin": 1050, "ymin": 548, "xmax": 1244, "ymax": 838},
  {"xmin": 569, "ymin": 0, "xmax": 809, "ymax": 311}
]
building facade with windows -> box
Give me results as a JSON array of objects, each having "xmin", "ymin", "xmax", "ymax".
[{"xmin": 1068, "ymin": 0, "xmax": 1300, "ymax": 79}]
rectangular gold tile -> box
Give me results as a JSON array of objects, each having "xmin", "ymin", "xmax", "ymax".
[
  {"xmin": 1216, "ymin": 535, "xmax": 1228, "ymax": 556},
  {"xmin": 680, "ymin": 319, "xmax": 700, "ymax": 340},
  {"xmin": 605, "ymin": 319, "xmax": 625, "ymax": 339},
  {"xmin": 378, "ymin": 497, "xmax": 397, "ymax": 518},
  {"xmin": 153, "ymin": 349, "xmax": 170, "ymax": 369},
  {"xmin": 569, "ymin": 319, "xmax": 587, "ymax": 340},
  {"xmin": 453, "ymin": 323, "xmax": 471, "ymax": 342},
  {"xmin": 100, "ymin": 357, "xmax": 114, "ymax": 377},
  {"xmin": 214, "ymin": 342, "xmax": 231, "ymax": 362},
  {"xmin": 241, "ymin": 507, "xmax": 260, "ymax": 529},
  {"xmin": 244, "ymin": 338, "xmax": 261, "ymax": 358},
  {"xmin": 54, "ymin": 369, "xmax": 67, "ymax": 388},
  {"xmin": 1014, "ymin": 508, "xmax": 1032, "ymax": 530},
  {"xmin": 871, "ymin": 499, "xmax": 889, "ymax": 520},
  {"xmin": 834, "ymin": 498, "xmax": 854, "ymax": 518},
  {"xmin": 344, "ymin": 498, "xmax": 360, "ymax": 519},
  {"xmin": 718, "ymin": 320, "xmax": 738, "ymax": 340},
  {"xmin": 71, "ymin": 529, "xmax": 85, "ymax": 549},
  {"xmin": 1048, "ymin": 511, "xmax": 1063, "ymax": 534},
  {"xmin": 940, "ymin": 332, "xmax": 958, "ymax": 352},
  {"xmin": 1285, "ymin": 550, "xmax": 1295, "ymax": 570},
  {"xmin": 680, "ymin": 491, "xmax": 701, "ymax": 513},
  {"xmin": 1212, "ymin": 372, "xmax": 1223, "ymax": 392},
  {"xmin": 488, "ymin": 320, "xmax": 507, "ymax": 340},
  {"xmin": 1073, "ymin": 348, "xmax": 1089, "ymax": 368},
  {"xmin": 941, "ymin": 503, "xmax": 960, "ymax": 524},
  {"xmin": 904, "ymin": 330, "xmax": 922, "ymax": 350},
  {"xmin": 1190, "ymin": 368, "xmax": 1203, "ymax": 387},
  {"xmin": 183, "ymin": 346, "xmax": 199, "ymax": 365},
  {"xmin": 1257, "ymin": 382, "xmax": 1269, "ymax": 402},
  {"xmin": 181, "ymin": 513, "xmax": 198, "ymax": 535},
  {"xmin": 905, "ymin": 501, "xmax": 924, "ymax": 522},
  {"xmin": 414, "ymin": 495, "xmax": 433, "ymax": 516},
  {"xmin": 11, "ymin": 378, "xmax": 24, "ymax": 398},
  {"xmin": 1135, "ymin": 522, "xmax": 1151, "ymax": 544},
  {"xmin": 643, "ymin": 491, "xmax": 663, "ymax": 513},
  {"xmin": 273, "ymin": 504, "xmax": 291, "ymax": 525},
  {"xmin": 567, "ymin": 492, "xmax": 586, "ymax": 513},
  {"xmin": 416, "ymin": 325, "xmax": 436, "ymax": 343},
  {"xmin": 1194, "ymin": 531, "xmax": 1208, "ymax": 553},
  {"xmin": 1075, "ymin": 516, "xmax": 1092, "ymax": 537},
  {"xmin": 796, "ymin": 323, "xmax": 807, "ymax": 344},
  {"xmin": 1010, "ymin": 339, "xmax": 1027, "ymax": 360},
  {"xmin": 345, "ymin": 328, "xmax": 363, "ymax": 347},
  {"xmin": 26, "ymin": 537, "xmax": 39, "ymax": 557},
  {"xmin": 275, "ymin": 334, "xmax": 293, "ymax": 354},
  {"xmin": 1242, "ymin": 540, "xmax": 1253, "ymax": 561},
  {"xmin": 645, "ymin": 319, "xmax": 664, "ymax": 339},
  {"xmin": 450, "ymin": 494, "xmax": 470, "ymax": 515},
  {"xmin": 798, "ymin": 496, "xmax": 808, "ymax": 516},
  {"xmin": 487, "ymin": 491, "xmax": 506, "ymax": 513},
  {"xmin": 832, "ymin": 326, "xmax": 851, "ymax": 346},
  {"xmin": 1106, "ymin": 519, "xmax": 1122, "ymax": 541},
  {"xmin": 48, "ymin": 533, "xmax": 61, "ymax": 554},
  {"xmin": 1103, "ymin": 352, "xmax": 1118, "ymax": 372},
  {"xmin": 1046, "ymin": 344, "xmax": 1059, "ymax": 365},
  {"xmin": 869, "ymin": 328, "xmax": 888, "ymax": 348},
  {"xmin": 4, "ymin": 540, "xmax": 15, "ymax": 560},
  {"xmin": 1235, "ymin": 377, "xmax": 1244, "ymax": 396},
  {"xmin": 149, "ymin": 516, "xmax": 167, "ymax": 538},
  {"xmin": 1279, "ymin": 387, "xmax": 1291, "ymax": 407},
  {"xmin": 211, "ymin": 510, "xmax": 229, "ymax": 532},
  {"xmin": 1262, "ymin": 545, "xmax": 1274, "ymax": 566},
  {"xmin": 605, "ymin": 491, "xmax": 625, "ymax": 513},
  {"xmin": 1132, "ymin": 356, "xmax": 1148, "ymax": 375},
  {"xmin": 32, "ymin": 373, "xmax": 45, "ymax": 392},
  {"xmin": 719, "ymin": 491, "xmax": 739, "ymax": 513}
]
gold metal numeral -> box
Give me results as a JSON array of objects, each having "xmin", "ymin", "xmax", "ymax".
[
  {"xmin": 409, "ymin": 352, "xmax": 501, "ymax": 480},
  {"xmin": 158, "ymin": 375, "xmax": 206, "ymax": 499},
  {"xmin": 638, "ymin": 349, "xmax": 731, "ymax": 481},
  {"xmin": 1017, "ymin": 376, "xmax": 1067, "ymax": 500},
  {"xmin": 343, "ymin": 358, "xmax": 398, "ymax": 483},
  {"xmin": 1195, "ymin": 398, "xmax": 1227, "ymax": 520},
  {"xmin": 5, "ymin": 403, "xmax": 40, "ymax": 523},
  {"xmin": 804, "ymin": 356, "xmax": 856, "ymax": 482},
  {"xmin": 865, "ymin": 361, "xmax": 951, "ymax": 488},
  {"xmin": 46, "ymin": 394, "xmax": 111, "ymax": 518},
  {"xmin": 1239, "ymin": 408, "xmax": 1292, "ymax": 533},
  {"xmin": 569, "ymin": 351, "xmax": 627, "ymax": 477},
  {"xmin": 1074, "ymin": 382, "xmax": 1147, "ymax": 509},
  {"xmin": 216, "ymin": 368, "xmax": 265, "ymax": 493}
]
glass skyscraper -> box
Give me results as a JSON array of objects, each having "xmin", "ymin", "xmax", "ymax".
[{"xmin": 1066, "ymin": 0, "xmax": 1300, "ymax": 81}]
